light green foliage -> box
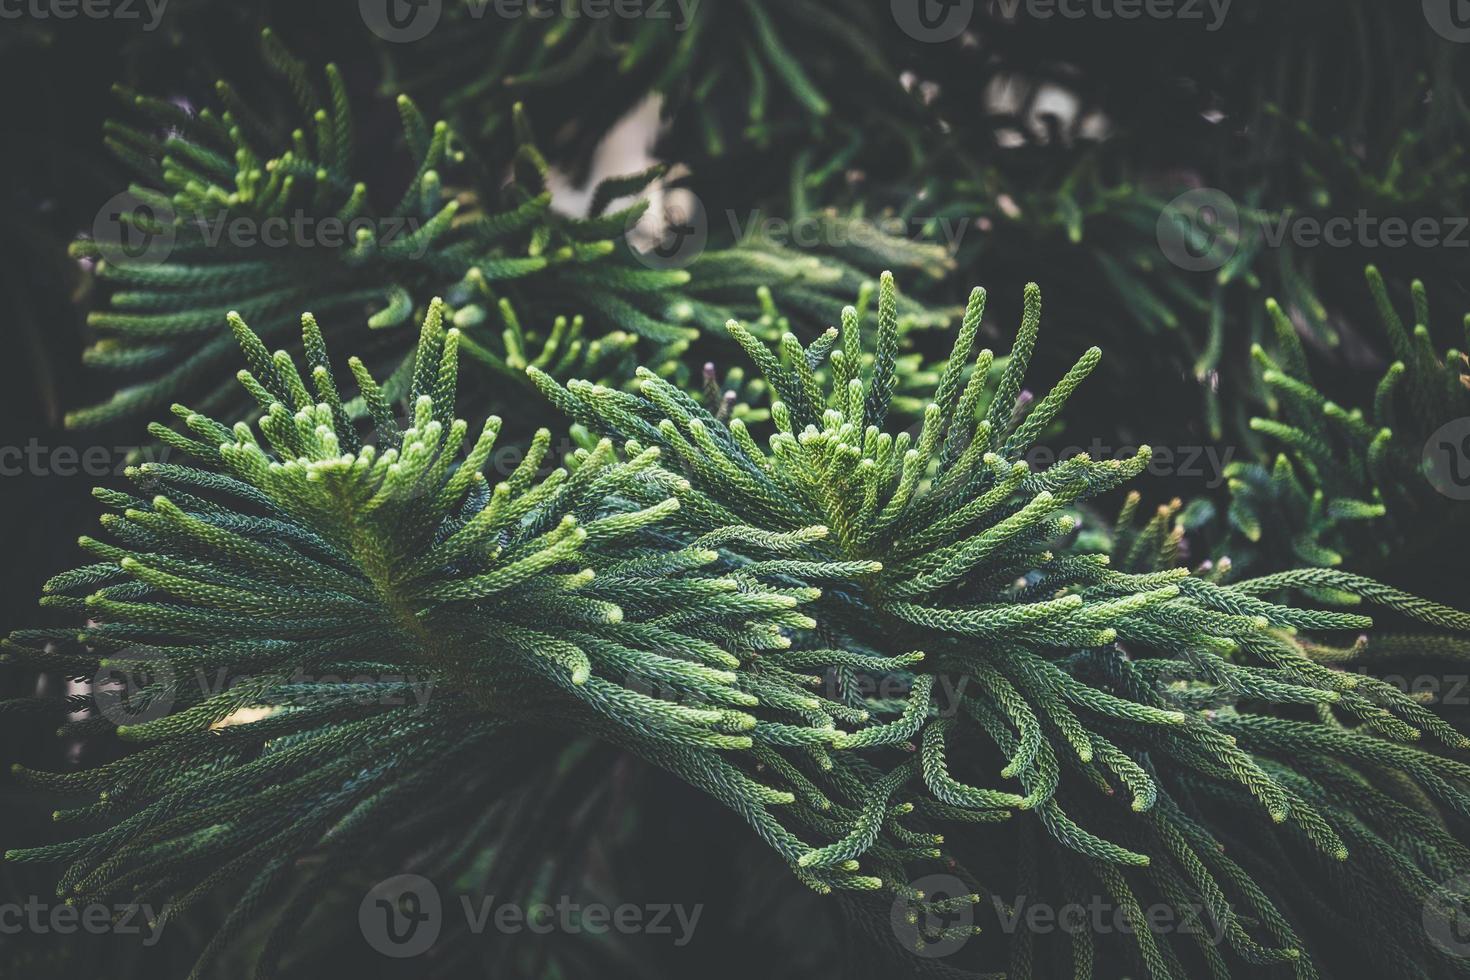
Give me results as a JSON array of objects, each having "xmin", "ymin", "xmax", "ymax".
[
  {"xmin": 4, "ymin": 300, "xmax": 819, "ymax": 976},
  {"xmin": 542, "ymin": 272, "xmax": 1470, "ymax": 977}
]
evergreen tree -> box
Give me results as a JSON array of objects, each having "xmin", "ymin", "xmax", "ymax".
[{"xmin": 4, "ymin": 3, "xmax": 1470, "ymax": 978}]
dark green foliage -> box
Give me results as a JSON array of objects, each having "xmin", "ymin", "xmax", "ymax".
[
  {"xmin": 12, "ymin": 275, "xmax": 1470, "ymax": 976},
  {"xmin": 69, "ymin": 31, "xmax": 950, "ymax": 428},
  {"xmin": 8, "ymin": 6, "xmax": 1470, "ymax": 979},
  {"xmin": 1227, "ymin": 267, "xmax": 1470, "ymax": 578},
  {"xmin": 382, "ymin": 0, "xmax": 920, "ymax": 166}
]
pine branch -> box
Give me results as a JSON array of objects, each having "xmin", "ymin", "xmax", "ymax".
[{"xmin": 68, "ymin": 32, "xmax": 954, "ymax": 428}]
